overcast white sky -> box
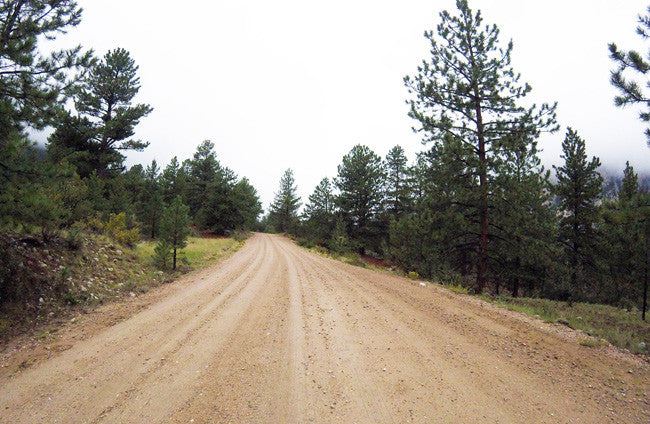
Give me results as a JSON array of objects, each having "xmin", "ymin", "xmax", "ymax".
[{"xmin": 48, "ymin": 0, "xmax": 650, "ymax": 209}]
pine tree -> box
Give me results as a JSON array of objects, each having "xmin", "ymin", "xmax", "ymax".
[
  {"xmin": 384, "ymin": 145, "xmax": 411, "ymax": 218},
  {"xmin": 492, "ymin": 141, "xmax": 558, "ymax": 297},
  {"xmin": 160, "ymin": 196, "xmax": 191, "ymax": 270},
  {"xmin": 620, "ymin": 161, "xmax": 640, "ymax": 202},
  {"xmin": 0, "ymin": 0, "xmax": 92, "ymax": 142},
  {"xmin": 138, "ymin": 160, "xmax": 164, "ymax": 239},
  {"xmin": 303, "ymin": 177, "xmax": 335, "ymax": 245},
  {"xmin": 230, "ymin": 178, "xmax": 263, "ymax": 230},
  {"xmin": 609, "ymin": 6, "xmax": 650, "ymax": 148},
  {"xmin": 553, "ymin": 128, "xmax": 603, "ymax": 298},
  {"xmin": 70, "ymin": 48, "xmax": 153, "ymax": 176},
  {"xmin": 186, "ymin": 140, "xmax": 220, "ymax": 225},
  {"xmin": 1, "ymin": 1, "xmax": 92, "ymax": 234},
  {"xmin": 160, "ymin": 156, "xmax": 189, "ymax": 204},
  {"xmin": 269, "ymin": 169, "xmax": 301, "ymax": 234},
  {"xmin": 334, "ymin": 145, "xmax": 385, "ymax": 254},
  {"xmin": 404, "ymin": 0, "xmax": 557, "ymax": 292}
]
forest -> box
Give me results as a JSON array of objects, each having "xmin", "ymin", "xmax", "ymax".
[
  {"xmin": 0, "ymin": 1, "xmax": 261, "ymax": 311},
  {"xmin": 0, "ymin": 0, "xmax": 648, "ymax": 326},
  {"xmin": 264, "ymin": 2, "xmax": 650, "ymax": 319}
]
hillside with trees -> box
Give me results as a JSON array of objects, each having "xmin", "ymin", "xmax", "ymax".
[
  {"xmin": 0, "ymin": 1, "xmax": 262, "ymax": 321},
  {"xmin": 280, "ymin": 1, "xmax": 649, "ymax": 328}
]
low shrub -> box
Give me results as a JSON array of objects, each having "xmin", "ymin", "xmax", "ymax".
[
  {"xmin": 407, "ymin": 271, "xmax": 420, "ymax": 280},
  {"xmin": 153, "ymin": 240, "xmax": 172, "ymax": 270}
]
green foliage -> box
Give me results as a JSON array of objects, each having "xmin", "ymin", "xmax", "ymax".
[
  {"xmin": 65, "ymin": 226, "xmax": 84, "ymax": 250},
  {"xmin": 0, "ymin": 0, "xmax": 93, "ymax": 140},
  {"xmin": 160, "ymin": 156, "xmax": 188, "ymax": 203},
  {"xmin": 384, "ymin": 145, "xmax": 412, "ymax": 218},
  {"xmin": 490, "ymin": 296, "xmax": 649, "ymax": 354},
  {"xmin": 329, "ymin": 220, "xmax": 352, "ymax": 254},
  {"xmin": 269, "ymin": 168, "xmax": 301, "ymax": 234},
  {"xmin": 137, "ymin": 160, "xmax": 164, "ymax": 239},
  {"xmin": 553, "ymin": 128, "xmax": 603, "ymax": 296},
  {"xmin": 153, "ymin": 239, "xmax": 172, "ymax": 270},
  {"xmin": 67, "ymin": 48, "xmax": 153, "ymax": 177},
  {"xmin": 92, "ymin": 212, "xmax": 140, "ymax": 247},
  {"xmin": 404, "ymin": 0, "xmax": 557, "ymax": 292},
  {"xmin": 334, "ymin": 145, "xmax": 385, "ymax": 254},
  {"xmin": 160, "ymin": 196, "xmax": 191, "ymax": 270},
  {"xmin": 609, "ymin": 6, "xmax": 650, "ymax": 147},
  {"xmin": 303, "ymin": 177, "xmax": 335, "ymax": 246}
]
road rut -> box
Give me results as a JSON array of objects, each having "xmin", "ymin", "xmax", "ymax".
[{"xmin": 0, "ymin": 233, "xmax": 648, "ymax": 423}]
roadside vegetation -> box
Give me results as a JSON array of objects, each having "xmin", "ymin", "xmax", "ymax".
[
  {"xmin": 0, "ymin": 2, "xmax": 261, "ymax": 340},
  {"xmin": 483, "ymin": 296, "xmax": 649, "ymax": 355},
  {"xmin": 263, "ymin": 0, "xmax": 650, "ymax": 360},
  {"xmin": 295, "ymin": 238, "xmax": 649, "ymax": 355},
  {"xmin": 0, "ymin": 228, "xmax": 243, "ymax": 341}
]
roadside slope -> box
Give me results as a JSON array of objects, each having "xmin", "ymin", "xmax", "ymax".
[{"xmin": 0, "ymin": 233, "xmax": 647, "ymax": 423}]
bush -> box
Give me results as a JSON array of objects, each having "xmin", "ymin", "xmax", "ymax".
[
  {"xmin": 407, "ymin": 271, "xmax": 420, "ymax": 280},
  {"xmin": 232, "ymin": 230, "xmax": 249, "ymax": 243},
  {"xmin": 343, "ymin": 253, "xmax": 366, "ymax": 268},
  {"xmin": 153, "ymin": 239, "xmax": 172, "ymax": 270},
  {"xmin": 65, "ymin": 227, "xmax": 84, "ymax": 250},
  {"xmin": 297, "ymin": 238, "xmax": 314, "ymax": 249},
  {"xmin": 313, "ymin": 245, "xmax": 329, "ymax": 256},
  {"xmin": 113, "ymin": 227, "xmax": 140, "ymax": 247},
  {"xmin": 87, "ymin": 213, "xmax": 140, "ymax": 247}
]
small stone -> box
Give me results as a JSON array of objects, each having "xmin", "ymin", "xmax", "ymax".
[{"xmin": 129, "ymin": 292, "xmax": 136, "ymax": 297}]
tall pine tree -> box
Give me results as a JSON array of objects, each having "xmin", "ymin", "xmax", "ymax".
[
  {"xmin": 335, "ymin": 145, "xmax": 385, "ymax": 254},
  {"xmin": 553, "ymin": 128, "xmax": 603, "ymax": 299},
  {"xmin": 269, "ymin": 169, "xmax": 301, "ymax": 234},
  {"xmin": 404, "ymin": 0, "xmax": 557, "ymax": 292}
]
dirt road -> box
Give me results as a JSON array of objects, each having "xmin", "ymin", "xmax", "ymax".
[{"xmin": 0, "ymin": 233, "xmax": 648, "ymax": 423}]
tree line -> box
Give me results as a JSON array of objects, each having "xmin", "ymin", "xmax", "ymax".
[
  {"xmin": 0, "ymin": 1, "xmax": 261, "ymax": 296},
  {"xmin": 267, "ymin": 1, "xmax": 649, "ymax": 319}
]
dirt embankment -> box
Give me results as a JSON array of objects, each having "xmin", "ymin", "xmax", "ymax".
[{"xmin": 0, "ymin": 233, "xmax": 648, "ymax": 423}]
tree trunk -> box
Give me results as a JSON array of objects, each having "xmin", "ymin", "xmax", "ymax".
[
  {"xmin": 512, "ymin": 276, "xmax": 520, "ymax": 298},
  {"xmin": 475, "ymin": 108, "xmax": 488, "ymax": 294},
  {"xmin": 173, "ymin": 247, "xmax": 177, "ymax": 270},
  {"xmin": 641, "ymin": 245, "xmax": 650, "ymax": 321}
]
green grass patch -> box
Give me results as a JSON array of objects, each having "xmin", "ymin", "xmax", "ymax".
[
  {"xmin": 136, "ymin": 236, "xmax": 238, "ymax": 270},
  {"xmin": 486, "ymin": 296, "xmax": 649, "ymax": 355},
  {"xmin": 444, "ymin": 283, "xmax": 469, "ymax": 295}
]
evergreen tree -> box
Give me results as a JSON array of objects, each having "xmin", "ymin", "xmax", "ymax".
[
  {"xmin": 160, "ymin": 156, "xmax": 188, "ymax": 204},
  {"xmin": 269, "ymin": 169, "xmax": 301, "ymax": 234},
  {"xmin": 1, "ymin": 1, "xmax": 91, "ymax": 233},
  {"xmin": 620, "ymin": 161, "xmax": 640, "ymax": 202},
  {"xmin": 68, "ymin": 48, "xmax": 152, "ymax": 176},
  {"xmin": 601, "ymin": 163, "xmax": 649, "ymax": 318},
  {"xmin": 0, "ymin": 0, "xmax": 92, "ymax": 142},
  {"xmin": 609, "ymin": 6, "xmax": 650, "ymax": 147},
  {"xmin": 47, "ymin": 115, "xmax": 109, "ymax": 178},
  {"xmin": 404, "ymin": 0, "xmax": 557, "ymax": 292},
  {"xmin": 491, "ymin": 141, "xmax": 558, "ymax": 297},
  {"xmin": 160, "ymin": 196, "xmax": 191, "ymax": 270},
  {"xmin": 303, "ymin": 177, "xmax": 335, "ymax": 245},
  {"xmin": 230, "ymin": 178, "xmax": 263, "ymax": 230},
  {"xmin": 138, "ymin": 160, "xmax": 164, "ymax": 239},
  {"xmin": 334, "ymin": 145, "xmax": 385, "ymax": 254},
  {"xmin": 384, "ymin": 145, "xmax": 411, "ymax": 218},
  {"xmin": 186, "ymin": 140, "xmax": 222, "ymax": 227},
  {"xmin": 553, "ymin": 128, "xmax": 603, "ymax": 298}
]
